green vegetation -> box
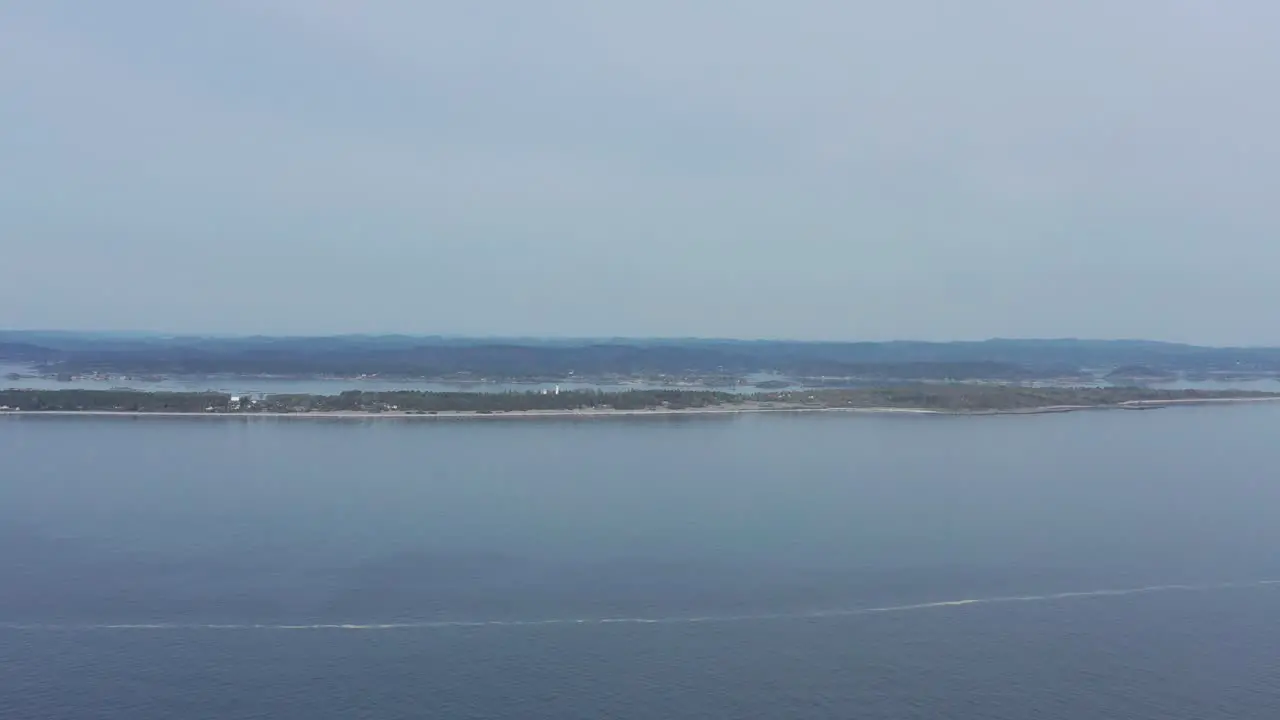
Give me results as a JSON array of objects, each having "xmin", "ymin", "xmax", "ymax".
[
  {"xmin": 0, "ymin": 389, "xmax": 229, "ymax": 413},
  {"xmin": 2, "ymin": 386, "xmax": 1277, "ymax": 416},
  {"xmin": 264, "ymin": 389, "xmax": 741, "ymax": 413},
  {"xmin": 762, "ymin": 386, "xmax": 1279, "ymax": 411},
  {"xmin": 1105, "ymin": 365, "xmax": 1179, "ymax": 381},
  {"xmin": 0, "ymin": 389, "xmax": 742, "ymax": 414}
]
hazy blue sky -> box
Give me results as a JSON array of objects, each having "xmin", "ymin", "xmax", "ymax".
[{"xmin": 3, "ymin": 2, "xmax": 1279, "ymax": 342}]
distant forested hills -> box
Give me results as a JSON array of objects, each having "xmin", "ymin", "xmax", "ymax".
[{"xmin": 3, "ymin": 332, "xmax": 1280, "ymax": 380}]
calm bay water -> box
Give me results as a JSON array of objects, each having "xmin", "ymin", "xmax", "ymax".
[{"xmin": 3, "ymin": 407, "xmax": 1279, "ymax": 718}]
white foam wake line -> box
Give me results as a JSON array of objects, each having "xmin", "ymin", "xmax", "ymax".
[{"xmin": 4, "ymin": 580, "xmax": 1278, "ymax": 632}]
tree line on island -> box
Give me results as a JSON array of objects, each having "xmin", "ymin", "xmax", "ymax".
[
  {"xmin": 0, "ymin": 389, "xmax": 741, "ymax": 413},
  {"xmin": 2, "ymin": 386, "xmax": 1276, "ymax": 414}
]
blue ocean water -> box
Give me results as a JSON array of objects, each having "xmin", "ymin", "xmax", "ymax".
[{"xmin": 3, "ymin": 407, "xmax": 1279, "ymax": 718}]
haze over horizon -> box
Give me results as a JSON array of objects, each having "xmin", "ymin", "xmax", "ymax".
[
  {"xmin": 4, "ymin": 2, "xmax": 1279, "ymax": 344},
  {"xmin": 4, "ymin": 328, "xmax": 1279, "ymax": 350}
]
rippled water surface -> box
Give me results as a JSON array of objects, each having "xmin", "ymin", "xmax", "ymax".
[{"xmin": 3, "ymin": 407, "xmax": 1279, "ymax": 718}]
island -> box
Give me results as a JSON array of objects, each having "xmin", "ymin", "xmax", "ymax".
[{"xmin": 2, "ymin": 386, "xmax": 1277, "ymax": 419}]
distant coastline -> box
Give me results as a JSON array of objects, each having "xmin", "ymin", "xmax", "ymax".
[
  {"xmin": 4, "ymin": 395, "xmax": 1280, "ymax": 421},
  {"xmin": 11, "ymin": 333, "xmax": 1280, "ymax": 393}
]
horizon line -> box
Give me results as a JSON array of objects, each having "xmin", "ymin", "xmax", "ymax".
[{"xmin": 2, "ymin": 329, "xmax": 1274, "ymax": 349}]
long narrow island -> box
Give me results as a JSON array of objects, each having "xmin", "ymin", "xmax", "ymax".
[{"xmin": 2, "ymin": 386, "xmax": 1278, "ymax": 418}]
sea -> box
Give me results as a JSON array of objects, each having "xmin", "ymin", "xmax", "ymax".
[{"xmin": 2, "ymin": 405, "xmax": 1279, "ymax": 719}]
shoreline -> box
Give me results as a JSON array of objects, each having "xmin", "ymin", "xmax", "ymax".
[{"xmin": 4, "ymin": 396, "xmax": 1280, "ymax": 421}]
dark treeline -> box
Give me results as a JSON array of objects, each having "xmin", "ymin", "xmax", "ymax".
[
  {"xmin": 0, "ymin": 389, "xmax": 741, "ymax": 413},
  {"xmin": 0, "ymin": 389, "xmax": 229, "ymax": 412},
  {"xmin": 9, "ymin": 333, "xmax": 1280, "ymax": 379},
  {"xmin": 2, "ymin": 386, "xmax": 1276, "ymax": 414},
  {"xmin": 271, "ymin": 389, "xmax": 740, "ymax": 412},
  {"xmin": 759, "ymin": 386, "xmax": 1278, "ymax": 411}
]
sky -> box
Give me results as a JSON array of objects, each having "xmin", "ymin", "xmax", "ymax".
[{"xmin": 3, "ymin": 1, "xmax": 1279, "ymax": 343}]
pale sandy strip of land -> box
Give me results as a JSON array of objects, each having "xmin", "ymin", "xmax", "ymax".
[{"xmin": 2, "ymin": 396, "xmax": 1279, "ymax": 420}]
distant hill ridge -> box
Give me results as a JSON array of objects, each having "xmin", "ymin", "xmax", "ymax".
[{"xmin": 2, "ymin": 332, "xmax": 1279, "ymax": 379}]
